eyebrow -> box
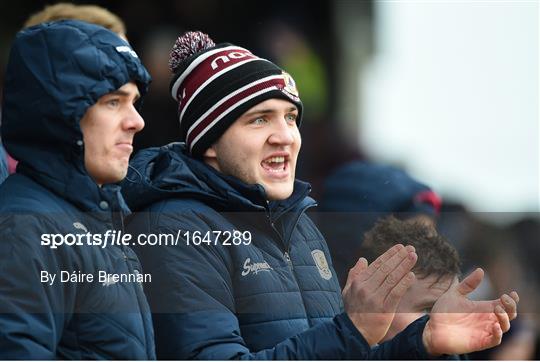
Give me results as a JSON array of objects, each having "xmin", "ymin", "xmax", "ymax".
[
  {"xmin": 107, "ymin": 89, "xmax": 141, "ymax": 101},
  {"xmin": 243, "ymin": 106, "xmax": 298, "ymax": 118}
]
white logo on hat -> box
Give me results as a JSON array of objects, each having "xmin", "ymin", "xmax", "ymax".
[
  {"xmin": 281, "ymin": 71, "xmax": 300, "ymax": 102},
  {"xmin": 211, "ymin": 50, "xmax": 253, "ymax": 70}
]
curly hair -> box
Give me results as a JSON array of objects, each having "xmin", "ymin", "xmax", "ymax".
[{"xmin": 360, "ymin": 215, "xmax": 461, "ymax": 282}]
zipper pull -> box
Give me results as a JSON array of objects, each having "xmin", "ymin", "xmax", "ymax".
[{"xmin": 284, "ymin": 251, "xmax": 293, "ymax": 269}]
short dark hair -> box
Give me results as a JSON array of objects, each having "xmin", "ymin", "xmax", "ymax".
[{"xmin": 361, "ymin": 216, "xmax": 461, "ymax": 282}]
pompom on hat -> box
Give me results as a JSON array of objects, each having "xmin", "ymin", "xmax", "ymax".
[{"xmin": 168, "ymin": 31, "xmax": 303, "ymax": 157}]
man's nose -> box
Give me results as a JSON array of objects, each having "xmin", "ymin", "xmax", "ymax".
[
  {"xmin": 268, "ymin": 118, "xmax": 295, "ymax": 145},
  {"xmin": 124, "ymin": 105, "xmax": 145, "ymax": 132}
]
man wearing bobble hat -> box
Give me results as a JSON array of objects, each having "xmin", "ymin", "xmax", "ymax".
[{"xmin": 123, "ymin": 31, "xmax": 518, "ymax": 360}]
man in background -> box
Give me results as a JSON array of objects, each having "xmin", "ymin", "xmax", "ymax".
[
  {"xmin": 360, "ymin": 215, "xmax": 461, "ymax": 342},
  {"xmin": 319, "ymin": 161, "xmax": 441, "ymax": 287}
]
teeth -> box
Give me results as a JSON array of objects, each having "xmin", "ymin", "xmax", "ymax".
[{"xmin": 266, "ymin": 156, "xmax": 285, "ymax": 163}]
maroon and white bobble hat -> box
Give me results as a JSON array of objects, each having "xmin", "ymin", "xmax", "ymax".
[{"xmin": 168, "ymin": 31, "xmax": 303, "ymax": 157}]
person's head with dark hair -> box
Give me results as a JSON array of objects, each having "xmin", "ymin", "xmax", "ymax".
[{"xmin": 361, "ymin": 215, "xmax": 461, "ymax": 341}]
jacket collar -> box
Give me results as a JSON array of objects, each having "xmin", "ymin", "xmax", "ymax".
[{"xmin": 124, "ymin": 142, "xmax": 315, "ymax": 216}]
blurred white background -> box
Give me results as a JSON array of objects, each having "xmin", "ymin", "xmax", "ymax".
[{"xmin": 361, "ymin": 0, "xmax": 538, "ymax": 214}]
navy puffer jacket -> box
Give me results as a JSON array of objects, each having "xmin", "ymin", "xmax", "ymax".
[
  {"xmin": 0, "ymin": 20, "xmax": 155, "ymax": 359},
  {"xmin": 123, "ymin": 143, "xmax": 431, "ymax": 360}
]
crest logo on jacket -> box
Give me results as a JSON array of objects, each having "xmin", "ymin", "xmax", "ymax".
[
  {"xmin": 311, "ymin": 250, "xmax": 332, "ymax": 280},
  {"xmin": 241, "ymin": 258, "xmax": 273, "ymax": 276}
]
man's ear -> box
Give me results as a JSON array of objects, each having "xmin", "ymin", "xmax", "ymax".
[
  {"xmin": 203, "ymin": 145, "xmax": 217, "ymax": 159},
  {"xmin": 202, "ymin": 145, "xmax": 220, "ymax": 171}
]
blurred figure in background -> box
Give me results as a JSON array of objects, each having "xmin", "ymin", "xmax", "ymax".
[
  {"xmin": 258, "ymin": 20, "xmax": 329, "ymax": 122},
  {"xmin": 24, "ymin": 2, "xmax": 127, "ymax": 39},
  {"xmin": 318, "ymin": 161, "xmax": 441, "ymax": 287}
]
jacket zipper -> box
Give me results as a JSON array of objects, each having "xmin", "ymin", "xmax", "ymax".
[
  {"xmin": 268, "ymin": 205, "xmax": 317, "ymax": 327},
  {"xmin": 110, "ymin": 202, "xmax": 153, "ymax": 358},
  {"xmin": 266, "ymin": 201, "xmax": 293, "ymax": 270},
  {"xmin": 268, "ymin": 201, "xmax": 317, "ymax": 270},
  {"xmin": 283, "ymin": 251, "xmax": 293, "ymax": 269}
]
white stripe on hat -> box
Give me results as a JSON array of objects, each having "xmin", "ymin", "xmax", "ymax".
[
  {"xmin": 179, "ymin": 57, "xmax": 264, "ymax": 124},
  {"xmin": 171, "ymin": 45, "xmax": 249, "ymax": 100},
  {"xmin": 187, "ymin": 74, "xmax": 282, "ymax": 138},
  {"xmin": 189, "ymin": 81, "xmax": 282, "ymax": 152}
]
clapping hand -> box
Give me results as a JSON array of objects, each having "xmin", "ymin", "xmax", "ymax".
[{"xmin": 422, "ymin": 268, "xmax": 519, "ymax": 356}]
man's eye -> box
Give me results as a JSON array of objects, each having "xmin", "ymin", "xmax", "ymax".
[
  {"xmin": 107, "ymin": 99, "xmax": 120, "ymax": 107},
  {"xmin": 250, "ymin": 117, "xmax": 267, "ymax": 125},
  {"xmin": 285, "ymin": 113, "xmax": 298, "ymax": 123}
]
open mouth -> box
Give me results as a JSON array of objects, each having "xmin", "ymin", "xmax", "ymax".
[{"xmin": 261, "ymin": 155, "xmax": 288, "ymax": 174}]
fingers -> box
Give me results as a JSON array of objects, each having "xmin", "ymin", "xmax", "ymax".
[
  {"xmin": 489, "ymin": 322, "xmax": 503, "ymax": 349},
  {"xmin": 456, "ymin": 268, "xmax": 484, "ymax": 296},
  {"xmin": 377, "ymin": 248, "xmax": 417, "ymax": 296},
  {"xmin": 357, "ymin": 244, "xmax": 403, "ymax": 282},
  {"xmin": 486, "ymin": 291, "xmax": 518, "ymax": 349},
  {"xmin": 495, "ymin": 304, "xmax": 511, "ymax": 333},
  {"xmin": 370, "ymin": 245, "xmax": 417, "ymax": 288},
  {"xmin": 383, "ymin": 271, "xmax": 416, "ymax": 311},
  {"xmin": 344, "ymin": 257, "xmax": 368, "ymax": 292},
  {"xmin": 344, "ymin": 244, "xmax": 417, "ymax": 314},
  {"xmin": 509, "ymin": 291, "xmax": 520, "ymax": 304},
  {"xmin": 500, "ymin": 293, "xmax": 518, "ymax": 321}
]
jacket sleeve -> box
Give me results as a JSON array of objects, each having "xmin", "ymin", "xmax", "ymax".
[
  {"xmin": 369, "ymin": 315, "xmax": 460, "ymax": 360},
  {"xmin": 133, "ymin": 213, "xmax": 372, "ymax": 360},
  {"xmin": 0, "ymin": 215, "xmax": 68, "ymax": 359},
  {"xmin": 369, "ymin": 315, "xmax": 431, "ymax": 360}
]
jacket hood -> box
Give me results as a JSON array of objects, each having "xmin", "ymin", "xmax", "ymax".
[
  {"xmin": 122, "ymin": 143, "xmax": 314, "ymax": 214},
  {"xmin": 1, "ymin": 20, "xmax": 151, "ymax": 211}
]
